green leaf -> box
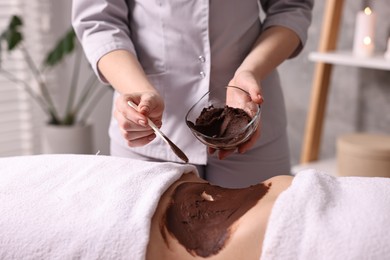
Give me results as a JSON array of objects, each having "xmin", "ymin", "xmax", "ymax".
[
  {"xmin": 9, "ymin": 15, "xmax": 23, "ymax": 29},
  {"xmin": 0, "ymin": 15, "xmax": 23, "ymax": 51},
  {"xmin": 44, "ymin": 28, "xmax": 76, "ymax": 67},
  {"xmin": 5, "ymin": 30, "xmax": 23, "ymax": 50}
]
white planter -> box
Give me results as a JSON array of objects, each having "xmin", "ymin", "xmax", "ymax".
[{"xmin": 42, "ymin": 124, "xmax": 94, "ymax": 154}]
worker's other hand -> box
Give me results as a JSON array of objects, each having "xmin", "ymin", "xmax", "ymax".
[
  {"xmin": 209, "ymin": 70, "xmax": 264, "ymax": 160},
  {"xmin": 114, "ymin": 91, "xmax": 164, "ymax": 147}
]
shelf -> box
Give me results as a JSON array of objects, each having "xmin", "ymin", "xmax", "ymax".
[{"xmin": 309, "ymin": 51, "xmax": 390, "ymax": 71}]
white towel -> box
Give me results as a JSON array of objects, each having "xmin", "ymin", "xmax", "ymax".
[
  {"xmin": 0, "ymin": 154, "xmax": 197, "ymax": 260},
  {"xmin": 260, "ymin": 169, "xmax": 390, "ymax": 260}
]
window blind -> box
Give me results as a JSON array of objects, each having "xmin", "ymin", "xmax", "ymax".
[{"xmin": 0, "ymin": 0, "xmax": 54, "ymax": 156}]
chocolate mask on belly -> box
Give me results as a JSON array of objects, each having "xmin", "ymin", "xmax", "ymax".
[{"xmin": 162, "ymin": 181, "xmax": 270, "ymax": 257}]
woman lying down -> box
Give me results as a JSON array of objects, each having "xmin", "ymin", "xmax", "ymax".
[{"xmin": 0, "ymin": 154, "xmax": 389, "ymax": 260}]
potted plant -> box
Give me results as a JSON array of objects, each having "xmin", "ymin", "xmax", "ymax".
[{"xmin": 0, "ymin": 15, "xmax": 111, "ymax": 154}]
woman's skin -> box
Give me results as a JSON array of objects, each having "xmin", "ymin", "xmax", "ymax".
[
  {"xmin": 146, "ymin": 173, "xmax": 293, "ymax": 260},
  {"xmin": 97, "ymin": 26, "xmax": 300, "ymax": 160}
]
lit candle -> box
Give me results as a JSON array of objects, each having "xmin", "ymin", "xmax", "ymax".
[
  {"xmin": 385, "ymin": 38, "xmax": 390, "ymax": 60},
  {"xmin": 353, "ymin": 7, "xmax": 376, "ymax": 57}
]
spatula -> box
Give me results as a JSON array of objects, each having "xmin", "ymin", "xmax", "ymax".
[{"xmin": 127, "ymin": 100, "xmax": 189, "ymax": 163}]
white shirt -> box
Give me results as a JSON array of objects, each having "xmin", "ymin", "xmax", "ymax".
[{"xmin": 72, "ymin": 0, "xmax": 313, "ymax": 164}]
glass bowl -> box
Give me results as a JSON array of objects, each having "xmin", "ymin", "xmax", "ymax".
[{"xmin": 185, "ymin": 86, "xmax": 261, "ymax": 150}]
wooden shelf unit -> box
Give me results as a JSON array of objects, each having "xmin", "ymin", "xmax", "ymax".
[
  {"xmin": 300, "ymin": 0, "xmax": 346, "ymax": 164},
  {"xmin": 309, "ymin": 51, "xmax": 390, "ymax": 70},
  {"xmin": 298, "ymin": 0, "xmax": 390, "ymax": 173}
]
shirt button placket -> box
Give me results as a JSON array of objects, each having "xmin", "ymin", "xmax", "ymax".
[{"xmin": 198, "ymin": 55, "xmax": 206, "ymax": 78}]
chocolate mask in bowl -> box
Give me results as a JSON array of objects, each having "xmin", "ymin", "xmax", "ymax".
[{"xmin": 186, "ymin": 86, "xmax": 261, "ymax": 150}]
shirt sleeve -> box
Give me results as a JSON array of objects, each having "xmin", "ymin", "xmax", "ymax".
[
  {"xmin": 260, "ymin": 0, "xmax": 314, "ymax": 58},
  {"xmin": 71, "ymin": 0, "xmax": 136, "ymax": 83}
]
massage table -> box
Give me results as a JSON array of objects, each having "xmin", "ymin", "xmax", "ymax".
[{"xmin": 1, "ymin": 154, "xmax": 389, "ymax": 259}]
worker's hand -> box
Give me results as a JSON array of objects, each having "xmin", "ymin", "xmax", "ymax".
[
  {"xmin": 114, "ymin": 91, "xmax": 164, "ymax": 147},
  {"xmin": 209, "ymin": 70, "xmax": 264, "ymax": 159}
]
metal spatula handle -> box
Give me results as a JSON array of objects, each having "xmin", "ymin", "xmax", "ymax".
[{"xmin": 127, "ymin": 101, "xmax": 189, "ymax": 163}]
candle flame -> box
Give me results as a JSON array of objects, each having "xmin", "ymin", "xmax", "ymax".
[
  {"xmin": 364, "ymin": 7, "xmax": 372, "ymax": 15},
  {"xmin": 363, "ymin": 36, "xmax": 372, "ymax": 45}
]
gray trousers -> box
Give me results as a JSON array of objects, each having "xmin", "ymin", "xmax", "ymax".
[{"xmin": 195, "ymin": 131, "xmax": 291, "ymax": 188}]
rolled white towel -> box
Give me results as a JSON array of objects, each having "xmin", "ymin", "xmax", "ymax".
[
  {"xmin": 0, "ymin": 154, "xmax": 196, "ymax": 260},
  {"xmin": 261, "ymin": 169, "xmax": 390, "ymax": 260}
]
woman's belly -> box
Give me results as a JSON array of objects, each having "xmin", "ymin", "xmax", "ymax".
[{"xmin": 147, "ymin": 174, "xmax": 293, "ymax": 260}]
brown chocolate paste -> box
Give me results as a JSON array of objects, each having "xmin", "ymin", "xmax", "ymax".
[
  {"xmin": 188, "ymin": 105, "xmax": 252, "ymax": 138},
  {"xmin": 162, "ymin": 181, "xmax": 271, "ymax": 257}
]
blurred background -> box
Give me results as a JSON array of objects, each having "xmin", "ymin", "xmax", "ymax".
[{"xmin": 0, "ymin": 0, "xmax": 389, "ymax": 171}]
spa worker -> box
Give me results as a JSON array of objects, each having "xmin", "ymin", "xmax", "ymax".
[{"xmin": 72, "ymin": 0, "xmax": 313, "ymax": 188}]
